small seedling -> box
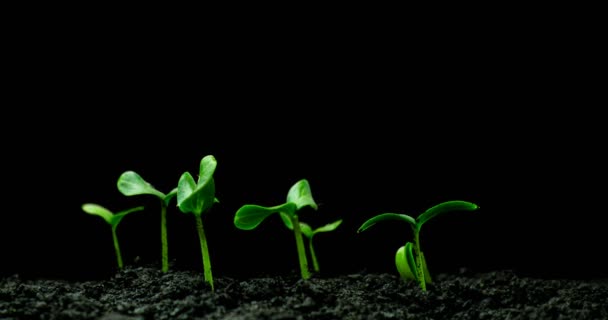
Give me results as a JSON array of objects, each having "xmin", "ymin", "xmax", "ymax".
[
  {"xmin": 299, "ymin": 219, "xmax": 343, "ymax": 272},
  {"xmin": 357, "ymin": 200, "xmax": 479, "ymax": 291},
  {"xmin": 82, "ymin": 203, "xmax": 144, "ymax": 269},
  {"xmin": 117, "ymin": 171, "xmax": 177, "ymax": 273},
  {"xmin": 234, "ymin": 179, "xmax": 319, "ymax": 279},
  {"xmin": 176, "ymin": 155, "xmax": 219, "ymax": 291}
]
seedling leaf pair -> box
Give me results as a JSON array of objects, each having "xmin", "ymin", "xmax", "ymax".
[
  {"xmin": 234, "ymin": 203, "xmax": 297, "ymax": 230},
  {"xmin": 117, "ymin": 171, "xmax": 177, "ymax": 273},
  {"xmin": 358, "ymin": 200, "xmax": 479, "ymax": 291},
  {"xmin": 177, "ymin": 155, "xmax": 218, "ymax": 216},
  {"xmin": 176, "ymin": 155, "xmax": 218, "ymax": 291},
  {"xmin": 82, "ymin": 203, "xmax": 144, "ymax": 269},
  {"xmin": 300, "ymin": 219, "xmax": 343, "ymax": 272},
  {"xmin": 235, "ymin": 179, "xmax": 340, "ymax": 278}
]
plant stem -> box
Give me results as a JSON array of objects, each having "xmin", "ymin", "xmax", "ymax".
[
  {"xmin": 196, "ymin": 215, "xmax": 214, "ymax": 291},
  {"xmin": 160, "ymin": 201, "xmax": 168, "ymax": 273},
  {"xmin": 292, "ymin": 215, "xmax": 311, "ymax": 279},
  {"xmin": 413, "ymin": 229, "xmax": 426, "ymax": 291},
  {"xmin": 111, "ymin": 226, "xmax": 123, "ymax": 269},
  {"xmin": 309, "ymin": 237, "xmax": 320, "ymax": 272}
]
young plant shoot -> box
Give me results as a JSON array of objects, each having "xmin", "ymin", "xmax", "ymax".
[
  {"xmin": 234, "ymin": 179, "xmax": 318, "ymax": 280},
  {"xmin": 176, "ymin": 155, "xmax": 219, "ymax": 291},
  {"xmin": 82, "ymin": 203, "xmax": 144, "ymax": 270},
  {"xmin": 117, "ymin": 171, "xmax": 177, "ymax": 273},
  {"xmin": 357, "ymin": 200, "xmax": 479, "ymax": 291},
  {"xmin": 299, "ymin": 219, "xmax": 343, "ymax": 273}
]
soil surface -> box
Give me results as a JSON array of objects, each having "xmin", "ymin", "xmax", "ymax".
[{"xmin": 1, "ymin": 266, "xmax": 607, "ymax": 320}]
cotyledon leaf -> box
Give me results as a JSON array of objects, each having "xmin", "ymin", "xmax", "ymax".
[
  {"xmin": 177, "ymin": 173, "xmax": 216, "ymax": 216},
  {"xmin": 416, "ymin": 200, "xmax": 479, "ymax": 228},
  {"xmin": 82, "ymin": 203, "xmax": 113, "ymax": 224},
  {"xmin": 357, "ymin": 213, "xmax": 416, "ymax": 233},
  {"xmin": 286, "ymin": 179, "xmax": 318, "ymax": 211},
  {"xmin": 234, "ymin": 203, "xmax": 297, "ymax": 230},
  {"xmin": 197, "ymin": 155, "xmax": 217, "ymax": 186},
  {"xmin": 281, "ymin": 218, "xmax": 342, "ymax": 238},
  {"xmin": 395, "ymin": 242, "xmax": 418, "ymax": 281},
  {"xmin": 117, "ymin": 171, "xmax": 166, "ymax": 199},
  {"xmin": 312, "ymin": 219, "xmax": 343, "ymax": 234},
  {"xmin": 82, "ymin": 204, "xmax": 144, "ymax": 228}
]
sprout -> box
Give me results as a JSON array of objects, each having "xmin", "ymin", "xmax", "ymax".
[
  {"xmin": 117, "ymin": 171, "xmax": 177, "ymax": 273},
  {"xmin": 82, "ymin": 203, "xmax": 144, "ymax": 269},
  {"xmin": 300, "ymin": 219, "xmax": 343, "ymax": 273},
  {"xmin": 357, "ymin": 200, "xmax": 479, "ymax": 291},
  {"xmin": 176, "ymin": 155, "xmax": 219, "ymax": 291},
  {"xmin": 234, "ymin": 179, "xmax": 319, "ymax": 279}
]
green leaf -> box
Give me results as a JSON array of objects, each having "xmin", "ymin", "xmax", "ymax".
[
  {"xmin": 286, "ymin": 179, "xmax": 318, "ymax": 211},
  {"xmin": 82, "ymin": 203, "xmax": 144, "ymax": 228},
  {"xmin": 234, "ymin": 203, "xmax": 297, "ymax": 230},
  {"xmin": 177, "ymin": 172, "xmax": 216, "ymax": 216},
  {"xmin": 300, "ymin": 222, "xmax": 313, "ymax": 238},
  {"xmin": 312, "ymin": 219, "xmax": 343, "ymax": 235},
  {"xmin": 197, "ymin": 155, "xmax": 217, "ymax": 186},
  {"xmin": 177, "ymin": 155, "xmax": 218, "ymax": 216},
  {"xmin": 117, "ymin": 171, "xmax": 166, "ymax": 199},
  {"xmin": 177, "ymin": 172, "xmax": 196, "ymax": 206},
  {"xmin": 357, "ymin": 213, "xmax": 416, "ymax": 233},
  {"xmin": 82, "ymin": 203, "xmax": 114, "ymax": 225},
  {"xmin": 395, "ymin": 242, "xmax": 417, "ymax": 281},
  {"xmin": 416, "ymin": 200, "xmax": 479, "ymax": 228}
]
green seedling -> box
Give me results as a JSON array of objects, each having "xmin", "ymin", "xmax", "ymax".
[
  {"xmin": 299, "ymin": 219, "xmax": 343, "ymax": 272},
  {"xmin": 176, "ymin": 155, "xmax": 219, "ymax": 291},
  {"xmin": 357, "ymin": 200, "xmax": 479, "ymax": 291},
  {"xmin": 82, "ymin": 203, "xmax": 144, "ymax": 269},
  {"xmin": 117, "ymin": 171, "xmax": 177, "ymax": 273},
  {"xmin": 234, "ymin": 179, "xmax": 319, "ymax": 279}
]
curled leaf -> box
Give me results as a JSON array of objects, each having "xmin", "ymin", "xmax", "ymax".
[
  {"xmin": 417, "ymin": 200, "xmax": 479, "ymax": 227},
  {"xmin": 177, "ymin": 172, "xmax": 216, "ymax": 216},
  {"xmin": 286, "ymin": 179, "xmax": 318, "ymax": 211},
  {"xmin": 82, "ymin": 203, "xmax": 113, "ymax": 224},
  {"xmin": 357, "ymin": 213, "xmax": 416, "ymax": 233}
]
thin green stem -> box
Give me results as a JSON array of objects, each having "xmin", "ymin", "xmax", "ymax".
[
  {"xmin": 413, "ymin": 229, "xmax": 426, "ymax": 291},
  {"xmin": 292, "ymin": 216, "xmax": 311, "ymax": 279},
  {"xmin": 196, "ymin": 215, "xmax": 214, "ymax": 291},
  {"xmin": 309, "ymin": 237, "xmax": 320, "ymax": 273},
  {"xmin": 161, "ymin": 201, "xmax": 168, "ymax": 273},
  {"xmin": 111, "ymin": 226, "xmax": 123, "ymax": 269}
]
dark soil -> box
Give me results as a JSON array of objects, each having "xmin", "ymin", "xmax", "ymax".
[{"xmin": 1, "ymin": 266, "xmax": 606, "ymax": 320}]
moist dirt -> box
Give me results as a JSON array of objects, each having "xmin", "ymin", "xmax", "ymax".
[{"xmin": 1, "ymin": 266, "xmax": 607, "ymax": 320}]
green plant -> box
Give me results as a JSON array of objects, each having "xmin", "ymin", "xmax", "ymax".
[
  {"xmin": 82, "ymin": 203, "xmax": 144, "ymax": 269},
  {"xmin": 357, "ymin": 200, "xmax": 479, "ymax": 291},
  {"xmin": 176, "ymin": 155, "xmax": 219, "ymax": 291},
  {"xmin": 117, "ymin": 171, "xmax": 177, "ymax": 273},
  {"xmin": 234, "ymin": 178, "xmax": 320, "ymax": 279},
  {"xmin": 300, "ymin": 219, "xmax": 343, "ymax": 272}
]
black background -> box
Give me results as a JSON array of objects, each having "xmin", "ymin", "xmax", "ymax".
[{"xmin": 3, "ymin": 21, "xmax": 605, "ymax": 282}]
